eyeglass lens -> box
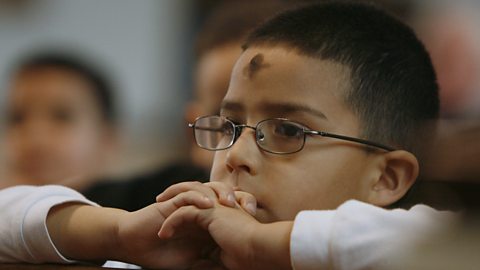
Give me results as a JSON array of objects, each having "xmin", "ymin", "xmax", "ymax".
[
  {"xmin": 193, "ymin": 116, "xmax": 306, "ymax": 154},
  {"xmin": 193, "ymin": 116, "xmax": 234, "ymax": 150}
]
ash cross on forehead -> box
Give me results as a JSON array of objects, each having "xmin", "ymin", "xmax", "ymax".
[{"xmin": 243, "ymin": 53, "xmax": 270, "ymax": 79}]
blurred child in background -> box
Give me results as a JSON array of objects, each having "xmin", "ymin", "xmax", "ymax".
[{"xmin": 1, "ymin": 52, "xmax": 117, "ymax": 191}]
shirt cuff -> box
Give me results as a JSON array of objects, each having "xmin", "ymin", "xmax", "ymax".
[
  {"xmin": 290, "ymin": 210, "xmax": 335, "ymax": 270},
  {"xmin": 22, "ymin": 190, "xmax": 98, "ymax": 263}
]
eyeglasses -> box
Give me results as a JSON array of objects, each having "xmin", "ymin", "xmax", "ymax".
[{"xmin": 188, "ymin": 115, "xmax": 395, "ymax": 154}]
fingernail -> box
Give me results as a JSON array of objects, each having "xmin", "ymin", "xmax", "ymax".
[
  {"xmin": 227, "ymin": 193, "xmax": 236, "ymax": 206},
  {"xmin": 246, "ymin": 202, "xmax": 256, "ymax": 215},
  {"xmin": 158, "ymin": 229, "xmax": 173, "ymax": 239}
]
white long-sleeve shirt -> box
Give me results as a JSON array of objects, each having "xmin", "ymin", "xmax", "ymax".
[
  {"xmin": 290, "ymin": 200, "xmax": 456, "ymax": 270},
  {"xmin": 0, "ymin": 185, "xmax": 456, "ymax": 269},
  {"xmin": 0, "ymin": 185, "xmax": 138, "ymax": 269},
  {"xmin": 0, "ymin": 185, "xmax": 96, "ymax": 263}
]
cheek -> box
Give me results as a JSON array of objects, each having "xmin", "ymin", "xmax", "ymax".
[
  {"xmin": 52, "ymin": 127, "xmax": 105, "ymax": 164},
  {"xmin": 264, "ymin": 152, "xmax": 370, "ymax": 219},
  {"xmin": 263, "ymin": 168, "xmax": 346, "ymax": 221},
  {"xmin": 261, "ymin": 169, "xmax": 306, "ymax": 220},
  {"xmin": 4, "ymin": 134, "xmax": 21, "ymax": 155},
  {"xmin": 263, "ymin": 163, "xmax": 341, "ymax": 219}
]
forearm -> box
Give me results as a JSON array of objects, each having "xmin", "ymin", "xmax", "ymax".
[
  {"xmin": 253, "ymin": 221, "xmax": 294, "ymax": 270},
  {"xmin": 46, "ymin": 203, "xmax": 126, "ymax": 262}
]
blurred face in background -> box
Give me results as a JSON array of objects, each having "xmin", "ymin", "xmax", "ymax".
[
  {"xmin": 186, "ymin": 43, "xmax": 242, "ymax": 171},
  {"xmin": 3, "ymin": 67, "xmax": 113, "ymax": 189}
]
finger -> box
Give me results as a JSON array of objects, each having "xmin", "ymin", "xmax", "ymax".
[
  {"xmin": 192, "ymin": 264, "xmax": 226, "ymax": 270},
  {"xmin": 220, "ymin": 251, "xmax": 242, "ymax": 270},
  {"xmin": 154, "ymin": 190, "xmax": 214, "ymax": 218},
  {"xmin": 204, "ymin": 182, "xmax": 236, "ymax": 208},
  {"xmin": 156, "ymin": 181, "xmax": 216, "ymax": 202},
  {"xmin": 158, "ymin": 205, "xmax": 210, "ymax": 239},
  {"xmin": 190, "ymin": 259, "xmax": 225, "ymax": 270},
  {"xmin": 234, "ymin": 191, "xmax": 257, "ymax": 216}
]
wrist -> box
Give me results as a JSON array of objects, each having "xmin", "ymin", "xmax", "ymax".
[
  {"xmin": 47, "ymin": 204, "xmax": 128, "ymax": 262},
  {"xmin": 101, "ymin": 208, "xmax": 131, "ymax": 262}
]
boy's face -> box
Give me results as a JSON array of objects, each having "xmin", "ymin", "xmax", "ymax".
[
  {"xmin": 3, "ymin": 67, "xmax": 111, "ymax": 188},
  {"xmin": 210, "ymin": 46, "xmax": 380, "ymax": 222}
]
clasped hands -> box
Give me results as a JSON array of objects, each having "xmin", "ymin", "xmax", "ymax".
[
  {"xmin": 116, "ymin": 181, "xmax": 291, "ymax": 270},
  {"xmin": 153, "ymin": 181, "xmax": 260, "ymax": 270},
  {"xmin": 47, "ymin": 182, "xmax": 291, "ymax": 270}
]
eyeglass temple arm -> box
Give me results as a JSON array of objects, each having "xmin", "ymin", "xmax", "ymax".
[
  {"xmin": 306, "ymin": 131, "xmax": 396, "ymax": 151},
  {"xmin": 188, "ymin": 123, "xmax": 225, "ymax": 132}
]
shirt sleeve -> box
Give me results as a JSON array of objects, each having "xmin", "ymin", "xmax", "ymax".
[
  {"xmin": 0, "ymin": 185, "xmax": 98, "ymax": 264},
  {"xmin": 290, "ymin": 200, "xmax": 457, "ymax": 270}
]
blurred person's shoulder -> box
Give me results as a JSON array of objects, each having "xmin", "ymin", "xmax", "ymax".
[{"xmin": 83, "ymin": 162, "xmax": 209, "ymax": 211}]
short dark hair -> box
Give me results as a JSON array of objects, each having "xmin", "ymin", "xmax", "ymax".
[
  {"xmin": 12, "ymin": 52, "xmax": 116, "ymax": 125},
  {"xmin": 194, "ymin": 0, "xmax": 296, "ymax": 60},
  {"xmin": 243, "ymin": 2, "xmax": 439, "ymax": 153}
]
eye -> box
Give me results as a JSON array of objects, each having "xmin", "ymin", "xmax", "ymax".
[
  {"xmin": 6, "ymin": 109, "xmax": 25, "ymax": 127},
  {"xmin": 274, "ymin": 121, "xmax": 303, "ymax": 138},
  {"xmin": 221, "ymin": 121, "xmax": 234, "ymax": 136}
]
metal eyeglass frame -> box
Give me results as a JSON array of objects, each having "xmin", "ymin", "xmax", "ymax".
[{"xmin": 188, "ymin": 115, "xmax": 396, "ymax": 154}]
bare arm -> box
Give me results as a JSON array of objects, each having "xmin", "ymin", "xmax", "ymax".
[
  {"xmin": 46, "ymin": 203, "xmax": 125, "ymax": 263},
  {"xmin": 46, "ymin": 190, "xmax": 218, "ymax": 269}
]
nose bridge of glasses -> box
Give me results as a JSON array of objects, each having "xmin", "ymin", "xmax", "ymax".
[{"xmin": 233, "ymin": 124, "xmax": 256, "ymax": 139}]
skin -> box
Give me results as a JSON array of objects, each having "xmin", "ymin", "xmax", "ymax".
[
  {"xmin": 2, "ymin": 67, "xmax": 113, "ymax": 190},
  {"xmin": 27, "ymin": 43, "xmax": 254, "ymax": 268},
  {"xmin": 157, "ymin": 45, "xmax": 419, "ymax": 269},
  {"xmin": 158, "ymin": 183, "xmax": 291, "ymax": 270},
  {"xmin": 211, "ymin": 46, "xmax": 383, "ymax": 222},
  {"xmin": 46, "ymin": 182, "xmax": 255, "ymax": 269}
]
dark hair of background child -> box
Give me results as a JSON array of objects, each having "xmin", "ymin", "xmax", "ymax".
[{"xmin": 11, "ymin": 52, "xmax": 116, "ymax": 125}]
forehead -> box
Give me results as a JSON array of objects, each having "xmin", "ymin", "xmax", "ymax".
[
  {"xmin": 224, "ymin": 46, "xmax": 352, "ymax": 122},
  {"xmin": 9, "ymin": 67, "xmax": 98, "ymax": 107}
]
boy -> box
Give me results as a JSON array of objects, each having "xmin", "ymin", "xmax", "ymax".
[
  {"xmin": 0, "ymin": 2, "xmax": 455, "ymax": 270},
  {"xmin": 155, "ymin": 2, "xmax": 453, "ymax": 269},
  {"xmin": 1, "ymin": 52, "xmax": 116, "ymax": 191}
]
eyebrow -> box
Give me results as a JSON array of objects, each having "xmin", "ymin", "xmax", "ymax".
[
  {"xmin": 261, "ymin": 102, "xmax": 328, "ymax": 120},
  {"xmin": 220, "ymin": 100, "xmax": 244, "ymax": 113},
  {"xmin": 221, "ymin": 100, "xmax": 328, "ymax": 120}
]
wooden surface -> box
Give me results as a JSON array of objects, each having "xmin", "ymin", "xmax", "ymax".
[{"xmin": 0, "ymin": 264, "xmax": 116, "ymax": 270}]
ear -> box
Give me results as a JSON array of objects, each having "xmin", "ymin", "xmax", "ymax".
[{"xmin": 368, "ymin": 150, "xmax": 419, "ymax": 207}]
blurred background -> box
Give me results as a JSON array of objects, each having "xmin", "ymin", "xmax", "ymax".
[
  {"xmin": 0, "ymin": 1, "xmax": 478, "ymax": 268},
  {"xmin": 0, "ymin": 0, "xmax": 479, "ymax": 185},
  {"xmin": 0, "ymin": 0, "xmax": 204, "ymax": 179}
]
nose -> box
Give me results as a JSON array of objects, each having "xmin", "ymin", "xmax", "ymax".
[{"xmin": 225, "ymin": 127, "xmax": 260, "ymax": 176}]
